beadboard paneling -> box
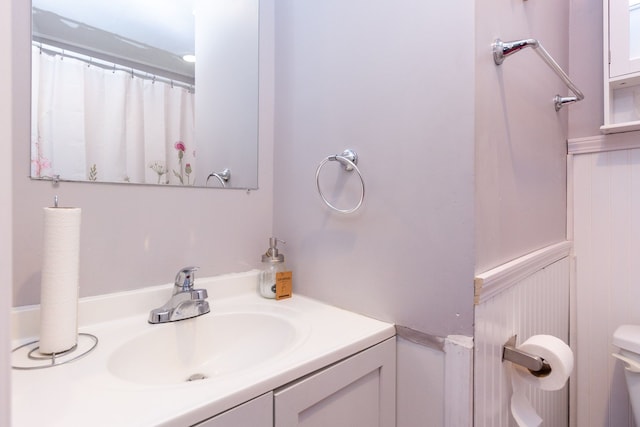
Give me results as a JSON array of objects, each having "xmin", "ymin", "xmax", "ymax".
[
  {"xmin": 572, "ymin": 149, "xmax": 640, "ymax": 427},
  {"xmin": 474, "ymin": 257, "xmax": 570, "ymax": 427}
]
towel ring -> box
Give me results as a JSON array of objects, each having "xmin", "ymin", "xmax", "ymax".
[{"xmin": 315, "ymin": 149, "xmax": 365, "ymax": 214}]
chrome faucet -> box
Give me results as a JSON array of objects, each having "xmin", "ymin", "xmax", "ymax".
[{"xmin": 148, "ymin": 266, "xmax": 210, "ymax": 324}]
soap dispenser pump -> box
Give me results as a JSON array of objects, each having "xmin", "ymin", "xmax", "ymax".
[{"xmin": 259, "ymin": 237, "xmax": 288, "ymax": 299}]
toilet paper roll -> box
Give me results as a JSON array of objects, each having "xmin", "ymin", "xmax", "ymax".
[
  {"xmin": 509, "ymin": 335, "xmax": 574, "ymax": 427},
  {"xmin": 39, "ymin": 206, "xmax": 81, "ymax": 355}
]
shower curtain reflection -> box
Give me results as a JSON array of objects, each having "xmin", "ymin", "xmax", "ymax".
[{"xmin": 31, "ymin": 45, "xmax": 195, "ymax": 185}]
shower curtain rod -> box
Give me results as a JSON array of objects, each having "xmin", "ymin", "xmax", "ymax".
[
  {"xmin": 492, "ymin": 38, "xmax": 584, "ymax": 111},
  {"xmin": 33, "ymin": 42, "xmax": 195, "ymax": 93}
]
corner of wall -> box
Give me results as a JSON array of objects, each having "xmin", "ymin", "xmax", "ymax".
[{"xmin": 1, "ymin": 0, "xmax": 18, "ymax": 422}]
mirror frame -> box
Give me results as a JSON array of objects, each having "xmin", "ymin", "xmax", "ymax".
[{"xmin": 29, "ymin": 0, "xmax": 260, "ymax": 190}]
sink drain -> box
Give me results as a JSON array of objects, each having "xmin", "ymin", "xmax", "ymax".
[{"xmin": 186, "ymin": 373, "xmax": 207, "ymax": 382}]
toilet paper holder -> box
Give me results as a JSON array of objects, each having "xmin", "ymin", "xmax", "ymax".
[{"xmin": 503, "ymin": 335, "xmax": 552, "ymax": 376}]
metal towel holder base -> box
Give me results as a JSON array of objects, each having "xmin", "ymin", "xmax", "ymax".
[
  {"xmin": 502, "ymin": 335, "xmax": 552, "ymax": 377},
  {"xmin": 315, "ymin": 149, "xmax": 365, "ymax": 214}
]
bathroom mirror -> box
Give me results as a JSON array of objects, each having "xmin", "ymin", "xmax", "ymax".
[{"xmin": 30, "ymin": 0, "xmax": 259, "ymax": 189}]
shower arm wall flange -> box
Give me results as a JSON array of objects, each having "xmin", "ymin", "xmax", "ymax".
[
  {"xmin": 492, "ymin": 38, "xmax": 585, "ymax": 111},
  {"xmin": 493, "ymin": 38, "xmax": 539, "ymax": 65}
]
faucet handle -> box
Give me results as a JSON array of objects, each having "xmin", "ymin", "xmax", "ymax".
[{"xmin": 174, "ymin": 266, "xmax": 199, "ymax": 292}]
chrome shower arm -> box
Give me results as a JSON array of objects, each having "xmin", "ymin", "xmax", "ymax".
[
  {"xmin": 493, "ymin": 38, "xmax": 584, "ymax": 111},
  {"xmin": 493, "ymin": 38, "xmax": 539, "ymax": 64},
  {"xmin": 532, "ymin": 43, "xmax": 584, "ymax": 102}
]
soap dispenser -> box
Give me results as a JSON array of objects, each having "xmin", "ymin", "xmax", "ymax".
[{"xmin": 259, "ymin": 237, "xmax": 290, "ymax": 299}]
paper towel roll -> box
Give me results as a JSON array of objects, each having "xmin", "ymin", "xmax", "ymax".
[
  {"xmin": 510, "ymin": 335, "xmax": 574, "ymax": 427},
  {"xmin": 39, "ymin": 207, "xmax": 81, "ymax": 354}
]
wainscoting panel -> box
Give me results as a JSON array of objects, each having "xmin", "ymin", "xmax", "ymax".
[
  {"xmin": 572, "ymin": 149, "xmax": 640, "ymax": 427},
  {"xmin": 474, "ymin": 255, "xmax": 570, "ymax": 427}
]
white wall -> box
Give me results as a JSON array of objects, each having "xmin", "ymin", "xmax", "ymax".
[
  {"xmin": 475, "ymin": 256, "xmax": 570, "ymax": 426},
  {"xmin": 570, "ymin": 145, "xmax": 640, "ymax": 427},
  {"xmin": 567, "ymin": 0, "xmax": 640, "ymax": 426},
  {"xmin": 12, "ymin": 0, "xmax": 275, "ymax": 307},
  {"xmin": 1, "ymin": 0, "xmax": 15, "ymax": 422}
]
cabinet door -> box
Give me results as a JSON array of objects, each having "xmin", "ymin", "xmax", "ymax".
[
  {"xmin": 602, "ymin": 0, "xmax": 640, "ymax": 131},
  {"xmin": 194, "ymin": 392, "xmax": 273, "ymax": 427},
  {"xmin": 609, "ymin": 0, "xmax": 640, "ymax": 78},
  {"xmin": 274, "ymin": 337, "xmax": 396, "ymax": 427}
]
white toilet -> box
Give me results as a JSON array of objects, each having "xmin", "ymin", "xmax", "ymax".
[{"xmin": 613, "ymin": 324, "xmax": 640, "ymax": 425}]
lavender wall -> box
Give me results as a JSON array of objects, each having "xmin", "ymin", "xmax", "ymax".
[
  {"xmin": 568, "ymin": 0, "xmax": 604, "ymax": 139},
  {"xmin": 12, "ymin": 1, "xmax": 276, "ymax": 307},
  {"xmin": 0, "ymin": 0, "xmax": 16, "ymax": 422},
  {"xmin": 271, "ymin": 0, "xmax": 570, "ymax": 337},
  {"xmin": 272, "ymin": 0, "xmax": 476, "ymax": 337},
  {"xmin": 475, "ymin": 0, "xmax": 570, "ymax": 275},
  {"xmin": 6, "ymin": 0, "xmax": 579, "ymax": 423},
  {"xmin": 11, "ymin": 0, "xmax": 571, "ymax": 337}
]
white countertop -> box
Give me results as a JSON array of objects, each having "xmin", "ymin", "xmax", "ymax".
[{"xmin": 11, "ymin": 271, "xmax": 395, "ymax": 426}]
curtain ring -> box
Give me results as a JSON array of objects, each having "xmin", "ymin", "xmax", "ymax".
[{"xmin": 315, "ymin": 150, "xmax": 365, "ymax": 214}]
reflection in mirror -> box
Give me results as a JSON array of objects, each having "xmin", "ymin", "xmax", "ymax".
[
  {"xmin": 632, "ymin": 0, "xmax": 640, "ymax": 59},
  {"xmin": 30, "ymin": 0, "xmax": 259, "ymax": 189}
]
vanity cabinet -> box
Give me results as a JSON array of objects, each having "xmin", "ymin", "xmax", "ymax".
[
  {"xmin": 602, "ymin": 0, "xmax": 640, "ymax": 133},
  {"xmin": 193, "ymin": 393, "xmax": 273, "ymax": 427},
  {"xmin": 194, "ymin": 337, "xmax": 396, "ymax": 427},
  {"xmin": 274, "ymin": 337, "xmax": 396, "ymax": 427}
]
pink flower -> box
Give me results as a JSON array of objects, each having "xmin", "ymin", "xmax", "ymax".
[
  {"xmin": 174, "ymin": 141, "xmax": 186, "ymax": 152},
  {"xmin": 32, "ymin": 157, "xmax": 51, "ymax": 177}
]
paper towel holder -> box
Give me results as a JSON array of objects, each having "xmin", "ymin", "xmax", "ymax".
[
  {"xmin": 503, "ymin": 335, "xmax": 552, "ymax": 377},
  {"xmin": 11, "ymin": 333, "xmax": 98, "ymax": 370}
]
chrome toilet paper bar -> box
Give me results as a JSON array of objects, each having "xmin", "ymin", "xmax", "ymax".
[{"xmin": 503, "ymin": 335, "xmax": 552, "ymax": 375}]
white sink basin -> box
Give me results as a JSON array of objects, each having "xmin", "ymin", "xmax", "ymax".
[
  {"xmin": 108, "ymin": 311, "xmax": 303, "ymax": 385},
  {"xmin": 12, "ymin": 271, "xmax": 395, "ymax": 427}
]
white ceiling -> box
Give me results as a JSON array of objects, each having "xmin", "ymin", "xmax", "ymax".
[{"xmin": 32, "ymin": 0, "xmax": 195, "ymax": 56}]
